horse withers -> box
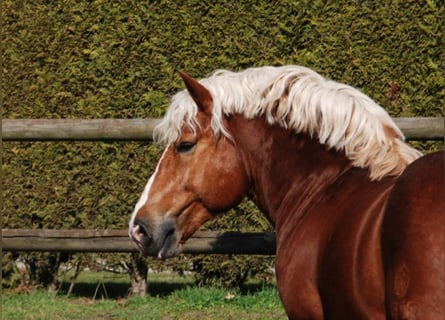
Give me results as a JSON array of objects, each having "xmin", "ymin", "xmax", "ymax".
[{"xmin": 128, "ymin": 66, "xmax": 444, "ymax": 319}]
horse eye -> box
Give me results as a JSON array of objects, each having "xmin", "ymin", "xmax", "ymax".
[{"xmin": 175, "ymin": 142, "xmax": 196, "ymax": 153}]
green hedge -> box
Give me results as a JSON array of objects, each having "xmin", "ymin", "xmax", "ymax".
[{"xmin": 3, "ymin": 0, "xmax": 443, "ymax": 290}]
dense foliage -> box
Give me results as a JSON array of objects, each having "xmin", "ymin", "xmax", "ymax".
[{"xmin": 2, "ymin": 0, "xmax": 443, "ymax": 290}]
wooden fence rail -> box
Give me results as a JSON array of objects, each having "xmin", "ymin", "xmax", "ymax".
[
  {"xmin": 2, "ymin": 119, "xmax": 160, "ymax": 141},
  {"xmin": 2, "ymin": 229, "xmax": 277, "ymax": 255},
  {"xmin": 3, "ymin": 117, "xmax": 444, "ymax": 141}
]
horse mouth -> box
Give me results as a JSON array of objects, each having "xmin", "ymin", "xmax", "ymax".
[
  {"xmin": 130, "ymin": 218, "xmax": 181, "ymax": 259},
  {"xmin": 156, "ymin": 228, "xmax": 181, "ymax": 259}
]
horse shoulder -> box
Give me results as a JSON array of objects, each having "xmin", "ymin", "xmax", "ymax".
[{"xmin": 276, "ymin": 170, "xmax": 395, "ymax": 319}]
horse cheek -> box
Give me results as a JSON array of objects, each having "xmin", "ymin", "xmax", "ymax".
[{"xmin": 214, "ymin": 157, "xmax": 248, "ymax": 211}]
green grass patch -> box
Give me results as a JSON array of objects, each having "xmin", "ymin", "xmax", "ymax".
[
  {"xmin": 2, "ymin": 272, "xmax": 286, "ymax": 320},
  {"xmin": 2, "ymin": 286, "xmax": 285, "ymax": 320}
]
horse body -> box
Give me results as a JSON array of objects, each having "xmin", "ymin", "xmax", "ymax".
[
  {"xmin": 129, "ymin": 66, "xmax": 444, "ymax": 319},
  {"xmin": 382, "ymin": 151, "xmax": 444, "ymax": 319},
  {"xmin": 229, "ymin": 115, "xmax": 396, "ymax": 318}
]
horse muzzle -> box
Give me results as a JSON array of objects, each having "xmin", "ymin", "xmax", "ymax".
[{"xmin": 129, "ymin": 217, "xmax": 180, "ymax": 259}]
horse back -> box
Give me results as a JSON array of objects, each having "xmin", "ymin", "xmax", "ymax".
[{"xmin": 382, "ymin": 151, "xmax": 444, "ymax": 319}]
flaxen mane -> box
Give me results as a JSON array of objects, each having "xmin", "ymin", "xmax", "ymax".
[{"xmin": 155, "ymin": 65, "xmax": 422, "ymax": 180}]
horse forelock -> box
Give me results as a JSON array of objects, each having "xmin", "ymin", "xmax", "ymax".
[{"xmin": 154, "ymin": 65, "xmax": 422, "ymax": 180}]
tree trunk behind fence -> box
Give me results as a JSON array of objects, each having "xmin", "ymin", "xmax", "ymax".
[{"xmin": 128, "ymin": 253, "xmax": 148, "ymax": 297}]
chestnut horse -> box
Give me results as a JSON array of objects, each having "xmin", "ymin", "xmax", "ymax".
[{"xmin": 129, "ymin": 66, "xmax": 444, "ymax": 319}]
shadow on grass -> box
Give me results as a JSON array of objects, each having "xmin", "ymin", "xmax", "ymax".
[
  {"xmin": 57, "ymin": 280, "xmax": 194, "ymax": 299},
  {"xmin": 57, "ymin": 279, "xmax": 275, "ymax": 300}
]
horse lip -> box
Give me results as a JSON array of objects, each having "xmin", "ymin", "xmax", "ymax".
[
  {"xmin": 157, "ymin": 228, "xmax": 180, "ymax": 259},
  {"xmin": 156, "ymin": 239, "xmax": 178, "ymax": 260},
  {"xmin": 157, "ymin": 231, "xmax": 172, "ymax": 259}
]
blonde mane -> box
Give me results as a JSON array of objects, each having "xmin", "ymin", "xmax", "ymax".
[{"xmin": 155, "ymin": 65, "xmax": 422, "ymax": 180}]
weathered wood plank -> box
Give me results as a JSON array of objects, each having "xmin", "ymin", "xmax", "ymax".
[
  {"xmin": 394, "ymin": 117, "xmax": 444, "ymax": 140},
  {"xmin": 1, "ymin": 229, "xmax": 277, "ymax": 255},
  {"xmin": 2, "ymin": 117, "xmax": 444, "ymax": 141},
  {"xmin": 1, "ymin": 119, "xmax": 161, "ymax": 141}
]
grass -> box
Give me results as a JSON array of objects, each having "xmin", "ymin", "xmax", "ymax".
[{"xmin": 2, "ymin": 271, "xmax": 286, "ymax": 320}]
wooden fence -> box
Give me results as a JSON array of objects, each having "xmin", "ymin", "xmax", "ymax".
[
  {"xmin": 2, "ymin": 117, "xmax": 443, "ymax": 255},
  {"xmin": 3, "ymin": 117, "xmax": 444, "ymax": 141},
  {"xmin": 1, "ymin": 229, "xmax": 276, "ymax": 255}
]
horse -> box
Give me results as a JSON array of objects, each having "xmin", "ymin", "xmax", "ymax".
[{"xmin": 128, "ymin": 65, "xmax": 444, "ymax": 319}]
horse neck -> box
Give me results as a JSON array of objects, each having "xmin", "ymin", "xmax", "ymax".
[{"xmin": 227, "ymin": 115, "xmax": 362, "ymax": 227}]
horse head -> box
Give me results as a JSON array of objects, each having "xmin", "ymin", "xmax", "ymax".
[{"xmin": 128, "ymin": 73, "xmax": 249, "ymax": 258}]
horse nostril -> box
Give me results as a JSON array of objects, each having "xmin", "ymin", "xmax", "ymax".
[
  {"xmin": 132, "ymin": 219, "xmax": 151, "ymax": 244},
  {"xmin": 137, "ymin": 224, "xmax": 148, "ymax": 237}
]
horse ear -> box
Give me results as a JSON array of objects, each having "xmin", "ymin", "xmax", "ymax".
[{"xmin": 179, "ymin": 71, "xmax": 213, "ymax": 116}]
